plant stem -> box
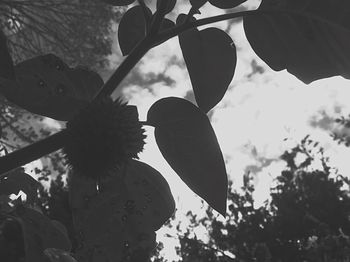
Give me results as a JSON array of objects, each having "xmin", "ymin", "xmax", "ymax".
[
  {"xmin": 149, "ymin": 0, "xmax": 169, "ymax": 37},
  {"xmin": 0, "ymin": 130, "xmax": 68, "ymax": 176},
  {"xmin": 94, "ymin": 36, "xmax": 153, "ymax": 99}
]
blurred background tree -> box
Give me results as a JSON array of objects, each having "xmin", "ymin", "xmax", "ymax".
[{"xmin": 163, "ymin": 137, "xmax": 350, "ymax": 262}]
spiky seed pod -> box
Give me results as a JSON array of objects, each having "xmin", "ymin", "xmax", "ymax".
[{"xmin": 64, "ymin": 97, "xmax": 146, "ymax": 179}]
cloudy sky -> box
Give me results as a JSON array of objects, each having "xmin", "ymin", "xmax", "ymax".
[{"xmin": 104, "ymin": 0, "xmax": 350, "ymax": 259}]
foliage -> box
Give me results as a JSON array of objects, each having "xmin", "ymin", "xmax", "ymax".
[
  {"xmin": 0, "ymin": 0, "xmax": 122, "ymax": 68},
  {"xmin": 175, "ymin": 139, "xmax": 350, "ymax": 262},
  {"xmin": 0, "ymin": 0, "xmax": 350, "ymax": 261}
]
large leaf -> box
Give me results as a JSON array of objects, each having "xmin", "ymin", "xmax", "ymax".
[
  {"xmin": 178, "ymin": 15, "xmax": 236, "ymax": 113},
  {"xmin": 157, "ymin": 0, "xmax": 177, "ymax": 14},
  {"xmin": 147, "ymin": 97, "xmax": 228, "ymax": 216},
  {"xmin": 0, "ymin": 30, "xmax": 15, "ymax": 80},
  {"xmin": 209, "ymin": 0, "xmax": 246, "ymax": 9},
  {"xmin": 0, "ymin": 54, "xmax": 103, "ymax": 121},
  {"xmin": 118, "ymin": 5, "xmax": 152, "ymax": 56},
  {"xmin": 70, "ymin": 160, "xmax": 173, "ymax": 262},
  {"xmin": 243, "ymin": 0, "xmax": 350, "ymax": 84},
  {"xmin": 0, "ymin": 168, "xmax": 39, "ymax": 204}
]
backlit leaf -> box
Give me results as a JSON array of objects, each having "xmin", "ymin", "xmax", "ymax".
[
  {"xmin": 147, "ymin": 97, "xmax": 228, "ymax": 216},
  {"xmin": 244, "ymin": 0, "xmax": 350, "ymax": 83},
  {"xmin": 178, "ymin": 15, "xmax": 236, "ymax": 112},
  {"xmin": 0, "ymin": 54, "xmax": 103, "ymax": 120},
  {"xmin": 157, "ymin": 0, "xmax": 177, "ymax": 14},
  {"xmin": 118, "ymin": 6, "xmax": 151, "ymax": 56},
  {"xmin": 190, "ymin": 0, "xmax": 207, "ymax": 9}
]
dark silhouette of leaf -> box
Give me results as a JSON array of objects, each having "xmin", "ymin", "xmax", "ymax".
[
  {"xmin": 178, "ymin": 15, "xmax": 236, "ymax": 112},
  {"xmin": 101, "ymin": 0, "xmax": 135, "ymax": 5},
  {"xmin": 17, "ymin": 206, "xmax": 72, "ymax": 261},
  {"xmin": 0, "ymin": 30, "xmax": 15, "ymax": 80},
  {"xmin": 190, "ymin": 0, "xmax": 208, "ymax": 9},
  {"xmin": 118, "ymin": 6, "xmax": 152, "ymax": 56},
  {"xmin": 0, "ymin": 168, "xmax": 39, "ymax": 204},
  {"xmin": 244, "ymin": 0, "xmax": 350, "ymax": 83},
  {"xmin": 209, "ymin": 0, "xmax": 247, "ymax": 9},
  {"xmin": 157, "ymin": 0, "xmax": 177, "ymax": 14},
  {"xmin": 147, "ymin": 97, "xmax": 228, "ymax": 216},
  {"xmin": 0, "ymin": 54, "xmax": 103, "ymax": 121}
]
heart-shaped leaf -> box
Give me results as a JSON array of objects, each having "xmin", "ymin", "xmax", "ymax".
[
  {"xmin": 101, "ymin": 0, "xmax": 135, "ymax": 5},
  {"xmin": 0, "ymin": 30, "xmax": 15, "ymax": 80},
  {"xmin": 118, "ymin": 6, "xmax": 152, "ymax": 56},
  {"xmin": 178, "ymin": 15, "xmax": 236, "ymax": 113},
  {"xmin": 0, "ymin": 54, "xmax": 103, "ymax": 121},
  {"xmin": 147, "ymin": 97, "xmax": 228, "ymax": 216},
  {"xmin": 0, "ymin": 168, "xmax": 39, "ymax": 204},
  {"xmin": 244, "ymin": 0, "xmax": 350, "ymax": 83},
  {"xmin": 209, "ymin": 0, "xmax": 246, "ymax": 9}
]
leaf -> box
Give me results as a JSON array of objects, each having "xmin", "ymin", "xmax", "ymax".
[
  {"xmin": 157, "ymin": 0, "xmax": 177, "ymax": 14},
  {"xmin": 16, "ymin": 207, "xmax": 72, "ymax": 261},
  {"xmin": 190, "ymin": 0, "xmax": 207, "ymax": 9},
  {"xmin": 178, "ymin": 15, "xmax": 236, "ymax": 112},
  {"xmin": 118, "ymin": 6, "xmax": 151, "ymax": 56},
  {"xmin": 0, "ymin": 30, "xmax": 15, "ymax": 80},
  {"xmin": 243, "ymin": 0, "xmax": 350, "ymax": 84},
  {"xmin": 101, "ymin": 0, "xmax": 135, "ymax": 5},
  {"xmin": 209, "ymin": 0, "xmax": 246, "ymax": 9},
  {"xmin": 123, "ymin": 160, "xmax": 175, "ymax": 230},
  {"xmin": 0, "ymin": 168, "xmax": 39, "ymax": 204},
  {"xmin": 0, "ymin": 54, "xmax": 103, "ymax": 120},
  {"xmin": 147, "ymin": 97, "xmax": 228, "ymax": 216}
]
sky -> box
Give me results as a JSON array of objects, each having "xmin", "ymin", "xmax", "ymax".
[{"xmin": 103, "ymin": 1, "xmax": 350, "ymax": 260}]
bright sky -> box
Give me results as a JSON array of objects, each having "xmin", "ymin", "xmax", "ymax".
[{"xmin": 105, "ymin": 1, "xmax": 350, "ymax": 260}]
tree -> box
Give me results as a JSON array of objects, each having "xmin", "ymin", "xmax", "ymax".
[
  {"xmin": 174, "ymin": 138, "xmax": 350, "ymax": 262},
  {"xmin": 0, "ymin": 0, "xmax": 122, "ymax": 68},
  {"xmin": 1, "ymin": 0, "xmax": 350, "ymax": 261}
]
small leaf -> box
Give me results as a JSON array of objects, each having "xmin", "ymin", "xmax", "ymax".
[
  {"xmin": 190, "ymin": 0, "xmax": 208, "ymax": 9},
  {"xmin": 147, "ymin": 97, "xmax": 228, "ymax": 216},
  {"xmin": 0, "ymin": 54, "xmax": 103, "ymax": 120},
  {"xmin": 243, "ymin": 0, "xmax": 350, "ymax": 83},
  {"xmin": 157, "ymin": 0, "xmax": 177, "ymax": 14},
  {"xmin": 0, "ymin": 168, "xmax": 39, "ymax": 204},
  {"xmin": 178, "ymin": 15, "xmax": 236, "ymax": 112},
  {"xmin": 0, "ymin": 30, "xmax": 15, "ymax": 80},
  {"xmin": 209, "ymin": 0, "xmax": 246, "ymax": 9},
  {"xmin": 101, "ymin": 0, "xmax": 135, "ymax": 5},
  {"xmin": 118, "ymin": 6, "xmax": 152, "ymax": 56}
]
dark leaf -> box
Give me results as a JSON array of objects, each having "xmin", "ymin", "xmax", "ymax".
[
  {"xmin": 0, "ymin": 30, "xmax": 15, "ymax": 80},
  {"xmin": 0, "ymin": 168, "xmax": 39, "ymax": 204},
  {"xmin": 190, "ymin": 0, "xmax": 208, "ymax": 9},
  {"xmin": 147, "ymin": 97, "xmax": 228, "ymax": 216},
  {"xmin": 118, "ymin": 6, "xmax": 152, "ymax": 56},
  {"xmin": 209, "ymin": 0, "xmax": 246, "ymax": 9},
  {"xmin": 101, "ymin": 0, "xmax": 135, "ymax": 5},
  {"xmin": 244, "ymin": 0, "xmax": 350, "ymax": 83},
  {"xmin": 0, "ymin": 54, "xmax": 103, "ymax": 121},
  {"xmin": 178, "ymin": 15, "xmax": 236, "ymax": 112},
  {"xmin": 157, "ymin": 0, "xmax": 177, "ymax": 14},
  {"xmin": 17, "ymin": 207, "xmax": 72, "ymax": 261}
]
